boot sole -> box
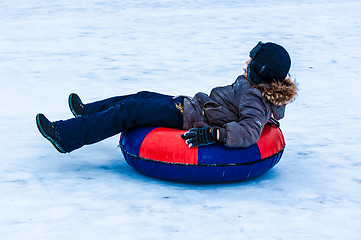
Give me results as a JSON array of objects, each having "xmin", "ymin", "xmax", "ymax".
[{"xmin": 36, "ymin": 114, "xmax": 67, "ymax": 153}]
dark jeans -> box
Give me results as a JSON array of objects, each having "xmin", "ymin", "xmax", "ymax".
[{"xmin": 54, "ymin": 91, "xmax": 184, "ymax": 152}]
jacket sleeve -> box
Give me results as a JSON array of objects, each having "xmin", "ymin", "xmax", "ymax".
[
  {"xmin": 272, "ymin": 104, "xmax": 286, "ymax": 120},
  {"xmin": 218, "ymin": 90, "xmax": 270, "ymax": 148}
]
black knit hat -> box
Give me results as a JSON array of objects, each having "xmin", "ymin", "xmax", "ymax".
[{"xmin": 247, "ymin": 41, "xmax": 291, "ymax": 85}]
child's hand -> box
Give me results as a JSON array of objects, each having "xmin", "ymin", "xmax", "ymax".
[{"xmin": 181, "ymin": 126, "xmax": 218, "ymax": 148}]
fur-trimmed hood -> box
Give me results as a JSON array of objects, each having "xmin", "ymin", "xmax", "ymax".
[{"xmin": 255, "ymin": 76, "xmax": 298, "ymax": 106}]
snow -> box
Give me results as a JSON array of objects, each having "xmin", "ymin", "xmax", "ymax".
[{"xmin": 1, "ymin": 0, "xmax": 361, "ymax": 239}]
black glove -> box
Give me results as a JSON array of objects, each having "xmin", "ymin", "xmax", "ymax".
[
  {"xmin": 181, "ymin": 126, "xmax": 218, "ymax": 148},
  {"xmin": 268, "ymin": 117, "xmax": 280, "ymax": 127}
]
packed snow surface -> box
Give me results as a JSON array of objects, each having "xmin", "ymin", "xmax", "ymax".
[{"xmin": 1, "ymin": 0, "xmax": 361, "ymax": 239}]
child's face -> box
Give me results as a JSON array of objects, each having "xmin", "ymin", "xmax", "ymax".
[{"xmin": 242, "ymin": 59, "xmax": 252, "ymax": 79}]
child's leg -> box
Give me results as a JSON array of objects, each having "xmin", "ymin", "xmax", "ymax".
[
  {"xmin": 83, "ymin": 94, "xmax": 135, "ymax": 116},
  {"xmin": 55, "ymin": 95, "xmax": 184, "ymax": 152},
  {"xmin": 83, "ymin": 91, "xmax": 173, "ymax": 116}
]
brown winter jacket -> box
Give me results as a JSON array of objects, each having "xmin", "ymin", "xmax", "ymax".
[{"xmin": 183, "ymin": 75, "xmax": 297, "ymax": 148}]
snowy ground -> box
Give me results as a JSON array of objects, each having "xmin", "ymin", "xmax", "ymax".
[{"xmin": 1, "ymin": 0, "xmax": 361, "ymax": 239}]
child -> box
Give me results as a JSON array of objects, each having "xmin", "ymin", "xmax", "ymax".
[{"xmin": 36, "ymin": 41, "xmax": 297, "ymax": 153}]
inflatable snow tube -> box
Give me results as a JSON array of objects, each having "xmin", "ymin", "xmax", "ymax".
[{"xmin": 119, "ymin": 123, "xmax": 285, "ymax": 183}]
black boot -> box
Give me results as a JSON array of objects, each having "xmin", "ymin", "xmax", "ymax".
[
  {"xmin": 36, "ymin": 113, "xmax": 66, "ymax": 153},
  {"xmin": 68, "ymin": 93, "xmax": 84, "ymax": 117}
]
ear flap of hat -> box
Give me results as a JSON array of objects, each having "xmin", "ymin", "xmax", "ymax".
[
  {"xmin": 247, "ymin": 62, "xmax": 264, "ymax": 85},
  {"xmin": 249, "ymin": 59, "xmax": 283, "ymax": 84}
]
